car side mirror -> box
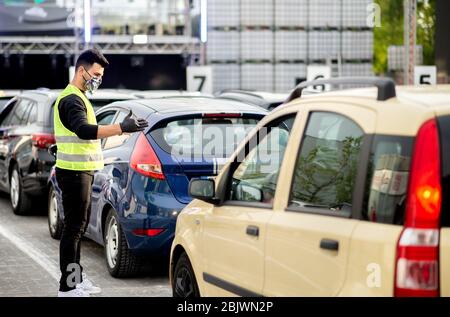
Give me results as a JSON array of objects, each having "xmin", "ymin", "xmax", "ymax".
[
  {"xmin": 189, "ymin": 179, "xmax": 219, "ymax": 204},
  {"xmin": 48, "ymin": 144, "xmax": 57, "ymax": 158}
]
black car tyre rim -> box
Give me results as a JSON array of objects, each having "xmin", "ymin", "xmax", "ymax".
[
  {"xmin": 173, "ymin": 253, "xmax": 199, "ymax": 297},
  {"xmin": 175, "ymin": 266, "xmax": 195, "ymax": 297}
]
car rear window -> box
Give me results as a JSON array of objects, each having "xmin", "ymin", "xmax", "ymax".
[
  {"xmin": 150, "ymin": 115, "xmax": 261, "ymax": 159},
  {"xmin": 362, "ymin": 135, "xmax": 413, "ymax": 225},
  {"xmin": 438, "ymin": 115, "xmax": 450, "ymax": 227}
]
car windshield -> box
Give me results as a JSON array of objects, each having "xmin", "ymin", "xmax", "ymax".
[{"xmin": 150, "ymin": 116, "xmax": 261, "ymax": 159}]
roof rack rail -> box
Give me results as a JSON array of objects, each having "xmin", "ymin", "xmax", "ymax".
[{"xmin": 285, "ymin": 77, "xmax": 396, "ymax": 103}]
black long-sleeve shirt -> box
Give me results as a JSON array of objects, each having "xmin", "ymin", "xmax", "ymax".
[{"xmin": 58, "ymin": 95, "xmax": 98, "ymax": 140}]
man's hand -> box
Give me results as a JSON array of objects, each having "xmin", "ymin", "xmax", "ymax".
[{"xmin": 119, "ymin": 110, "xmax": 149, "ymax": 133}]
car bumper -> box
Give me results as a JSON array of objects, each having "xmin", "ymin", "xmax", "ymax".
[{"xmin": 121, "ymin": 216, "xmax": 178, "ymax": 258}]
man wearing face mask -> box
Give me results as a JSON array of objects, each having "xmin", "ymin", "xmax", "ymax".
[{"xmin": 54, "ymin": 49, "xmax": 148, "ymax": 297}]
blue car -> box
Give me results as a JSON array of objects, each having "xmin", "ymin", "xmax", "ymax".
[{"xmin": 47, "ymin": 97, "xmax": 266, "ymax": 277}]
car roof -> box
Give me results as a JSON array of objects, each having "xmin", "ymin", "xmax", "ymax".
[
  {"xmin": 133, "ymin": 90, "xmax": 212, "ymax": 99},
  {"xmin": 217, "ymin": 93, "xmax": 269, "ymax": 108},
  {"xmin": 219, "ymin": 90, "xmax": 288, "ymax": 103},
  {"xmin": 19, "ymin": 88, "xmax": 138, "ymax": 101},
  {"xmin": 0, "ymin": 90, "xmax": 23, "ymax": 98},
  {"xmin": 277, "ymin": 84, "xmax": 450, "ymax": 137},
  {"xmin": 246, "ymin": 91, "xmax": 288, "ymax": 103},
  {"xmin": 295, "ymin": 85, "xmax": 450, "ymax": 109},
  {"xmin": 86, "ymin": 90, "xmax": 138, "ymax": 100},
  {"xmin": 217, "ymin": 90, "xmax": 289, "ymax": 111},
  {"xmin": 113, "ymin": 97, "xmax": 267, "ymax": 115},
  {"xmin": 20, "ymin": 89, "xmax": 217, "ymax": 101},
  {"xmin": 396, "ymin": 85, "xmax": 450, "ymax": 107}
]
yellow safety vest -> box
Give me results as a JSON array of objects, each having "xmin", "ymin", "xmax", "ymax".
[{"xmin": 54, "ymin": 84, "xmax": 104, "ymax": 171}]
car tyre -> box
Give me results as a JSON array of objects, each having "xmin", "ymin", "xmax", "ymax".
[
  {"xmin": 172, "ymin": 252, "xmax": 200, "ymax": 297},
  {"xmin": 104, "ymin": 209, "xmax": 143, "ymax": 278},
  {"xmin": 48, "ymin": 185, "xmax": 63, "ymax": 240},
  {"xmin": 10, "ymin": 166, "xmax": 32, "ymax": 215}
]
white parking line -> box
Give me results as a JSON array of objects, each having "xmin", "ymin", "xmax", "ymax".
[{"xmin": 0, "ymin": 223, "xmax": 59, "ymax": 281}]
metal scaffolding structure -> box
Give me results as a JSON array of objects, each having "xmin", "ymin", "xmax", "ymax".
[
  {"xmin": 207, "ymin": 0, "xmax": 374, "ymax": 92},
  {"xmin": 0, "ymin": 35, "xmax": 201, "ymax": 56}
]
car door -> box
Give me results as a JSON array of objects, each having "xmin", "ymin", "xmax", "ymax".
[
  {"xmin": 341, "ymin": 133, "xmax": 413, "ymax": 296},
  {"xmin": 15, "ymin": 101, "xmax": 39, "ymax": 181},
  {"xmin": 201, "ymin": 113, "xmax": 298, "ymax": 296},
  {"xmin": 264, "ymin": 106, "xmax": 375, "ymax": 296},
  {"xmin": 0, "ymin": 98, "xmax": 19, "ymax": 190},
  {"xmin": 88, "ymin": 109, "xmax": 132, "ymax": 244},
  {"xmin": 0, "ymin": 98, "xmax": 32, "ymax": 190},
  {"xmin": 86, "ymin": 109, "xmax": 119, "ymax": 241}
]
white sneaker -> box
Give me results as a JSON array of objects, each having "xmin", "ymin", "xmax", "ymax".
[
  {"xmin": 76, "ymin": 273, "xmax": 102, "ymax": 294},
  {"xmin": 58, "ymin": 288, "xmax": 90, "ymax": 297}
]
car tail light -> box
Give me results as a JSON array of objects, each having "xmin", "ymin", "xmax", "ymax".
[
  {"xmin": 132, "ymin": 228, "xmax": 165, "ymax": 237},
  {"xmin": 395, "ymin": 119, "xmax": 441, "ymax": 297},
  {"xmin": 32, "ymin": 133, "xmax": 56, "ymax": 149},
  {"xmin": 130, "ymin": 133, "xmax": 165, "ymax": 180}
]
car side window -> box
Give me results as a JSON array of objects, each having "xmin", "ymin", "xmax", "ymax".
[
  {"xmin": 0, "ymin": 99, "xmax": 17, "ymax": 126},
  {"xmin": 1, "ymin": 99, "xmax": 32, "ymax": 127},
  {"xmin": 26, "ymin": 102, "xmax": 38, "ymax": 124},
  {"xmin": 228, "ymin": 115, "xmax": 296, "ymax": 206},
  {"xmin": 17, "ymin": 100, "xmax": 33, "ymax": 126},
  {"xmin": 96, "ymin": 111, "xmax": 116, "ymax": 126},
  {"xmin": 103, "ymin": 110, "xmax": 132, "ymax": 150},
  {"xmin": 362, "ymin": 136, "xmax": 413, "ymax": 225},
  {"xmin": 288, "ymin": 112, "xmax": 364, "ymax": 217}
]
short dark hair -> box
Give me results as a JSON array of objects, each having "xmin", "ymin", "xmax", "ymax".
[{"xmin": 75, "ymin": 49, "xmax": 109, "ymax": 70}]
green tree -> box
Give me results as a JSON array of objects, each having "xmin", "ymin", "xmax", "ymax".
[
  {"xmin": 373, "ymin": 0, "xmax": 436, "ymax": 75},
  {"xmin": 417, "ymin": 0, "xmax": 436, "ymax": 66}
]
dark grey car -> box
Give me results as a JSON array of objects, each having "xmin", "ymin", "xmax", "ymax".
[{"xmin": 0, "ymin": 89, "xmax": 138, "ymax": 215}]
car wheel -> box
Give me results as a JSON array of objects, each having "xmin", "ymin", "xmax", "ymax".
[
  {"xmin": 48, "ymin": 185, "xmax": 63, "ymax": 240},
  {"xmin": 104, "ymin": 209, "xmax": 143, "ymax": 278},
  {"xmin": 10, "ymin": 166, "xmax": 31, "ymax": 215},
  {"xmin": 172, "ymin": 252, "xmax": 200, "ymax": 298}
]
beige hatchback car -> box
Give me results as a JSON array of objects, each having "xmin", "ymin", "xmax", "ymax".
[{"xmin": 170, "ymin": 78, "xmax": 450, "ymax": 297}]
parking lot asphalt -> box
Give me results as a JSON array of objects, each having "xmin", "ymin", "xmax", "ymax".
[{"xmin": 0, "ymin": 193, "xmax": 171, "ymax": 297}]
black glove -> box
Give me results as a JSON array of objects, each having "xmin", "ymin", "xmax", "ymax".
[{"xmin": 119, "ymin": 110, "xmax": 149, "ymax": 133}]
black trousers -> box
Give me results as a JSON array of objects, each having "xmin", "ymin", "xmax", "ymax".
[{"xmin": 56, "ymin": 167, "xmax": 94, "ymax": 292}]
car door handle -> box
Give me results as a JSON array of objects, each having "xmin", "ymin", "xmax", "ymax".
[
  {"xmin": 320, "ymin": 239, "xmax": 339, "ymax": 251},
  {"xmin": 246, "ymin": 225, "xmax": 259, "ymax": 237}
]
